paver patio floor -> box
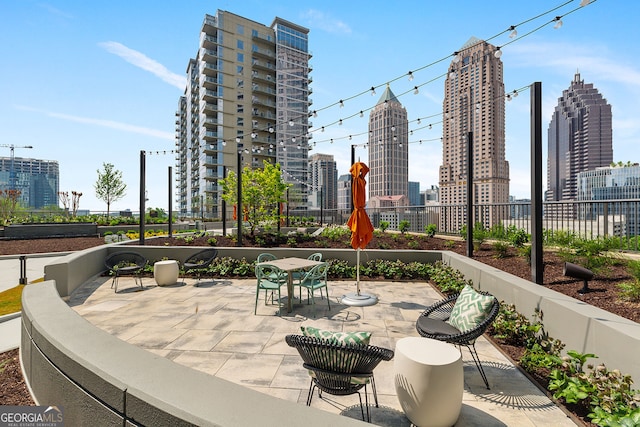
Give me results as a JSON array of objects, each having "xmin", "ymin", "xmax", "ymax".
[{"xmin": 68, "ymin": 275, "xmax": 577, "ymax": 426}]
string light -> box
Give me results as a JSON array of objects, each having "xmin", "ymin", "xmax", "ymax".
[
  {"xmin": 553, "ymin": 16, "xmax": 563, "ymax": 29},
  {"xmin": 188, "ymin": 1, "xmax": 593, "ymax": 151}
]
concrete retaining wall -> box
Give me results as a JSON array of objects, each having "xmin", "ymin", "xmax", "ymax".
[
  {"xmin": 21, "ymin": 282, "xmax": 364, "ymax": 426},
  {"xmin": 29, "ymin": 245, "xmax": 640, "ymax": 424},
  {"xmin": 4, "ymin": 223, "xmax": 98, "ymax": 239},
  {"xmin": 441, "ymin": 251, "xmax": 640, "ymax": 384}
]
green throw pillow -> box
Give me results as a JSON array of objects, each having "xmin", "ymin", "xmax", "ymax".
[
  {"xmin": 446, "ymin": 285, "xmax": 494, "ymax": 333},
  {"xmin": 300, "ymin": 326, "xmax": 371, "ymax": 346}
]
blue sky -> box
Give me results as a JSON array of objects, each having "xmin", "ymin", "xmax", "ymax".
[{"xmin": 1, "ymin": 0, "xmax": 638, "ymax": 212}]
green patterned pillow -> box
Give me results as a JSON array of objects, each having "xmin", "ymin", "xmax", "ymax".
[
  {"xmin": 446, "ymin": 285, "xmax": 495, "ymax": 333},
  {"xmin": 300, "ymin": 326, "xmax": 371, "ymax": 346}
]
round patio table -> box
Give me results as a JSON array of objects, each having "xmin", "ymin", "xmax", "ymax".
[{"xmin": 394, "ymin": 337, "xmax": 463, "ymax": 427}]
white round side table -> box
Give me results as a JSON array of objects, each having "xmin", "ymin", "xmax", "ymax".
[
  {"xmin": 153, "ymin": 260, "xmax": 179, "ymax": 286},
  {"xmin": 394, "ymin": 337, "xmax": 463, "ymax": 427}
]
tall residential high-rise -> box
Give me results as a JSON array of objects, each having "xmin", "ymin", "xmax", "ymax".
[
  {"xmin": 439, "ymin": 37, "xmax": 509, "ymax": 231},
  {"xmin": 408, "ymin": 181, "xmax": 420, "ymax": 206},
  {"xmin": 175, "ymin": 11, "xmax": 311, "ymax": 218},
  {"xmin": 547, "ymin": 72, "xmax": 612, "ymax": 202},
  {"xmin": 0, "ymin": 157, "xmax": 59, "ymax": 209},
  {"xmin": 367, "ymin": 85, "xmax": 408, "ymax": 202},
  {"xmin": 308, "ymin": 153, "xmax": 337, "ymax": 209}
]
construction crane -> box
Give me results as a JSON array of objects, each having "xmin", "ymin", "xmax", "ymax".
[{"xmin": 0, "ymin": 144, "xmax": 34, "ymax": 191}]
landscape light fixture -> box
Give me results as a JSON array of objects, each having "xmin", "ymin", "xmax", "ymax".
[{"xmin": 563, "ymin": 262, "xmax": 594, "ymax": 294}]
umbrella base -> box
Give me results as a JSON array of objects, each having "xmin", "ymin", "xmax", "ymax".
[{"xmin": 341, "ymin": 292, "xmax": 378, "ymax": 307}]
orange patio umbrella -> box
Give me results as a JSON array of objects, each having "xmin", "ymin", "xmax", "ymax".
[{"xmin": 344, "ymin": 162, "xmax": 377, "ymax": 304}]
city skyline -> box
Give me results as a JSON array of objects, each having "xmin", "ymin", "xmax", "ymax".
[{"xmin": 2, "ymin": 1, "xmax": 639, "ymax": 211}]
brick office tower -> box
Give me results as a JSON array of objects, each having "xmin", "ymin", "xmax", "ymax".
[
  {"xmin": 547, "ymin": 72, "xmax": 613, "ymax": 203},
  {"xmin": 438, "ymin": 37, "xmax": 509, "ymax": 232}
]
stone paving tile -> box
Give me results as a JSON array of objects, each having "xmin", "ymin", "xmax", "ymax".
[{"xmin": 68, "ymin": 275, "xmax": 577, "ymax": 426}]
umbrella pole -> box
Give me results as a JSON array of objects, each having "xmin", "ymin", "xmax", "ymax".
[{"xmin": 356, "ymin": 248, "xmax": 361, "ymax": 295}]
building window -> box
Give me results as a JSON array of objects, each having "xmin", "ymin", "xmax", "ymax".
[
  {"xmin": 237, "ymin": 24, "xmax": 244, "ymax": 35},
  {"xmin": 237, "ymin": 53, "xmax": 244, "ymax": 62},
  {"xmin": 237, "ymin": 40, "xmax": 244, "ymax": 50}
]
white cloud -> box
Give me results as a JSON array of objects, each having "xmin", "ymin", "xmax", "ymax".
[
  {"xmin": 98, "ymin": 41, "xmax": 186, "ymax": 90},
  {"xmin": 15, "ymin": 105, "xmax": 173, "ymax": 140},
  {"xmin": 301, "ymin": 10, "xmax": 352, "ymax": 35},
  {"xmin": 508, "ymin": 42, "xmax": 640, "ymax": 89}
]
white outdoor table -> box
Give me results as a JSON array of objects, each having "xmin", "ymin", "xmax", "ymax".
[
  {"xmin": 257, "ymin": 257, "xmax": 323, "ymax": 312},
  {"xmin": 394, "ymin": 336, "xmax": 463, "ymax": 427},
  {"xmin": 153, "ymin": 260, "xmax": 179, "ymax": 286}
]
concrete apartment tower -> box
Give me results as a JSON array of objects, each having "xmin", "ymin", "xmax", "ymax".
[
  {"xmin": 175, "ymin": 11, "xmax": 311, "ymax": 218},
  {"xmin": 438, "ymin": 37, "xmax": 509, "ymax": 231},
  {"xmin": 0, "ymin": 156, "xmax": 59, "ymax": 209},
  {"xmin": 308, "ymin": 153, "xmax": 337, "ymax": 210},
  {"xmin": 547, "ymin": 72, "xmax": 612, "ymax": 202},
  {"xmin": 367, "ymin": 85, "xmax": 409, "ymax": 203}
]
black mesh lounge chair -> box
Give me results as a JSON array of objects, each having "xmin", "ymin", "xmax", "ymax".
[
  {"xmin": 181, "ymin": 248, "xmax": 218, "ymax": 286},
  {"xmin": 104, "ymin": 251, "xmax": 148, "ymax": 293},
  {"xmin": 416, "ymin": 290, "xmax": 499, "ymax": 389},
  {"xmin": 285, "ymin": 334, "xmax": 394, "ymax": 422}
]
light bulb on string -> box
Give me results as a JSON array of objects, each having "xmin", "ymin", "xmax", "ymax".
[
  {"xmin": 288, "ymin": 120, "xmax": 294, "ymax": 127},
  {"xmin": 413, "ymin": 86, "xmax": 419, "ymax": 95},
  {"xmin": 339, "ymin": 100, "xmax": 344, "ymax": 108},
  {"xmin": 313, "ymin": 110, "xmax": 317, "ymax": 118},
  {"xmin": 553, "ymin": 17, "xmax": 563, "ymax": 29},
  {"xmin": 452, "ymin": 52, "xmax": 460, "ymax": 63},
  {"xmin": 370, "ymin": 86, "xmax": 376, "ymax": 95},
  {"xmin": 399, "ymin": 143, "xmax": 403, "ymax": 148},
  {"xmin": 508, "ymin": 26, "xmax": 517, "ymax": 38},
  {"xmin": 428, "ymin": 124, "xmax": 432, "ymax": 130},
  {"xmin": 251, "ymin": 132, "xmax": 257, "ymax": 138},
  {"xmin": 407, "ymin": 71, "xmax": 414, "ymax": 81},
  {"xmin": 268, "ymin": 127, "xmax": 274, "ymax": 133},
  {"xmin": 321, "ymin": 126, "xmax": 325, "ymax": 132},
  {"xmin": 339, "ymin": 119, "xmax": 343, "ymax": 126},
  {"xmin": 222, "ymin": 141, "xmax": 227, "ymax": 146},
  {"xmin": 417, "ymin": 118, "xmax": 421, "ymax": 125},
  {"xmin": 359, "ymin": 111, "xmax": 364, "ymax": 118},
  {"xmin": 494, "ymin": 47, "xmax": 502, "ymax": 58},
  {"xmin": 349, "ymin": 135, "xmax": 352, "ymax": 140},
  {"xmin": 235, "ymin": 137, "xmax": 241, "ymax": 143},
  {"xmin": 391, "ymin": 126, "xmax": 396, "ymax": 132},
  {"xmin": 292, "ymin": 136, "xmax": 296, "ymax": 142}
]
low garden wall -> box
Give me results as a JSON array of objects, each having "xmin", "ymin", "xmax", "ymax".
[
  {"xmin": 4, "ymin": 223, "xmax": 98, "ymax": 239},
  {"xmin": 21, "ymin": 244, "xmax": 640, "ymax": 424}
]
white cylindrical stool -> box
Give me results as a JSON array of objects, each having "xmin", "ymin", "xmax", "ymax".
[
  {"xmin": 394, "ymin": 337, "xmax": 463, "ymax": 427},
  {"xmin": 153, "ymin": 260, "xmax": 179, "ymax": 286}
]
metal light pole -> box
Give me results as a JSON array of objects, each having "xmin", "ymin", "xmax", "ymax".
[
  {"xmin": 531, "ymin": 82, "xmax": 544, "ymax": 284},
  {"xmin": 236, "ymin": 149, "xmax": 243, "ymax": 247},
  {"xmin": 222, "ymin": 166, "xmax": 227, "ymax": 236},
  {"xmin": 168, "ymin": 166, "xmax": 173, "ymax": 238},
  {"xmin": 466, "ymin": 132, "xmax": 473, "ymax": 257},
  {"xmin": 139, "ymin": 150, "xmax": 146, "ymax": 245}
]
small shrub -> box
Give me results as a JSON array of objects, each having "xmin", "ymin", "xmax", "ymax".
[
  {"xmin": 207, "ymin": 237, "xmax": 217, "ymax": 246},
  {"xmin": 424, "ymin": 223, "xmax": 437, "ymax": 238},
  {"xmin": 444, "ymin": 240, "xmax": 456, "ymax": 249},
  {"xmin": 379, "ymin": 221, "xmax": 389, "ymax": 233},
  {"xmin": 618, "ymin": 261, "xmax": 640, "ymax": 302},
  {"xmin": 408, "ymin": 240, "xmax": 420, "ymax": 249},
  {"xmin": 398, "ymin": 220, "xmax": 410, "ymax": 234},
  {"xmin": 518, "ymin": 245, "xmax": 532, "ymax": 265},
  {"xmin": 492, "ymin": 241, "xmax": 509, "ymax": 259},
  {"xmin": 426, "ymin": 261, "xmax": 471, "ymax": 294}
]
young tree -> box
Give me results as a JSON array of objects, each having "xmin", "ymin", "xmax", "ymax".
[
  {"xmin": 95, "ymin": 163, "xmax": 126, "ymax": 217},
  {"xmin": 221, "ymin": 161, "xmax": 289, "ymax": 235}
]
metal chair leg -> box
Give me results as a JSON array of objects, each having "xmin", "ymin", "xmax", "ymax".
[{"xmin": 466, "ymin": 343, "xmax": 490, "ymax": 389}]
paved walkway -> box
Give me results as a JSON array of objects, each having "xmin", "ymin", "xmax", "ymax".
[
  {"xmin": 67, "ymin": 275, "xmax": 578, "ymax": 426},
  {"xmin": 0, "ymin": 253, "xmax": 66, "ymax": 353}
]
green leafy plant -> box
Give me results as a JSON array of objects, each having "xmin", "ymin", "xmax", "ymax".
[
  {"xmin": 398, "ymin": 220, "xmax": 410, "ymax": 234},
  {"xmin": 507, "ymin": 226, "xmax": 529, "ymax": 248},
  {"xmin": 207, "ymin": 237, "xmax": 217, "ymax": 246},
  {"xmin": 426, "ymin": 261, "xmax": 471, "ymax": 294},
  {"xmin": 424, "ymin": 223, "xmax": 437, "ymax": 238},
  {"xmin": 492, "ymin": 241, "xmax": 509, "ymax": 259},
  {"xmin": 618, "ymin": 260, "xmax": 640, "ymax": 302},
  {"xmin": 379, "ymin": 221, "xmax": 389, "ymax": 233}
]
